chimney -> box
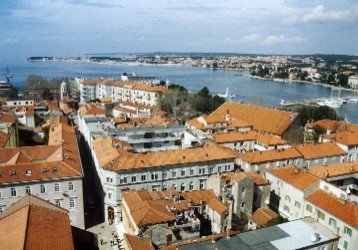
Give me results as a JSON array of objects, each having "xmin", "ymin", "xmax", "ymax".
[{"xmin": 227, "ymin": 200, "xmax": 233, "ymax": 238}]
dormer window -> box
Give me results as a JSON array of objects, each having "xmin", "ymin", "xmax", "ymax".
[
  {"xmin": 26, "ymin": 169, "xmax": 32, "ymax": 176},
  {"xmin": 52, "ymin": 167, "xmax": 58, "ymax": 173},
  {"xmin": 10, "ymin": 171, "xmax": 16, "ymax": 176},
  {"xmin": 42, "ymin": 168, "xmax": 48, "ymax": 173}
]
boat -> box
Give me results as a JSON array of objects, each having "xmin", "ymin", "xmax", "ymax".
[
  {"xmin": 217, "ymin": 88, "xmax": 235, "ymax": 99},
  {"xmin": 0, "ymin": 67, "xmax": 18, "ymax": 98}
]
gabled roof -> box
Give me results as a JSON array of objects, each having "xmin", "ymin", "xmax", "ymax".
[
  {"xmin": 306, "ymin": 189, "xmax": 358, "ymax": 227},
  {"xmin": 308, "ymin": 161, "xmax": 358, "ymax": 179},
  {"xmin": 93, "ymin": 138, "xmax": 236, "ymax": 171},
  {"xmin": 324, "ymin": 130, "xmax": 358, "ymax": 146},
  {"xmin": 186, "ymin": 115, "xmax": 252, "ymax": 131},
  {"xmin": 239, "ymin": 147, "xmax": 302, "ymax": 164},
  {"xmin": 308, "ymin": 119, "xmax": 358, "ymax": 133},
  {"xmin": 255, "ymin": 134, "xmax": 288, "ymax": 146},
  {"xmin": 250, "ymin": 208, "xmax": 278, "ymax": 227},
  {"xmin": 294, "ymin": 143, "xmax": 346, "ymax": 159},
  {"xmin": 213, "ymin": 102, "xmax": 298, "ymax": 136},
  {"xmin": 78, "ymin": 103, "xmax": 108, "ymax": 116},
  {"xmin": 0, "ymin": 194, "xmax": 74, "ymax": 250},
  {"xmin": 124, "ymin": 233, "xmax": 156, "ymax": 250},
  {"xmin": 267, "ymin": 167, "xmax": 320, "ymax": 191},
  {"xmin": 213, "ymin": 131, "xmax": 258, "ymax": 143},
  {"xmin": 0, "ymin": 117, "xmax": 83, "ymax": 184}
]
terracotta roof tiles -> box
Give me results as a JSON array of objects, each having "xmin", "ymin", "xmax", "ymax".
[
  {"xmin": 239, "ymin": 147, "xmax": 302, "ymax": 164},
  {"xmin": 308, "ymin": 161, "xmax": 358, "ymax": 178},
  {"xmin": 294, "ymin": 143, "xmax": 346, "ymax": 159},
  {"xmin": 268, "ymin": 166, "xmax": 320, "ymax": 190},
  {"xmin": 306, "ymin": 189, "xmax": 358, "ymax": 227},
  {"xmin": 213, "ymin": 102, "xmax": 298, "ymax": 135},
  {"xmin": 250, "ymin": 208, "xmax": 278, "ymax": 227}
]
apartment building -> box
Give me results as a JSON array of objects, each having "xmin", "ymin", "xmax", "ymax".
[
  {"xmin": 1, "ymin": 100, "xmax": 35, "ymax": 128},
  {"xmin": 266, "ymin": 166, "xmax": 320, "ymax": 220},
  {"xmin": 91, "ymin": 137, "xmax": 236, "ymax": 223},
  {"xmin": 348, "ymin": 75, "xmax": 358, "ymax": 89},
  {"xmin": 79, "ymin": 78, "xmax": 166, "ymax": 106},
  {"xmin": 212, "ymin": 102, "xmax": 298, "ymax": 138},
  {"xmin": 305, "ymin": 190, "xmax": 357, "ymax": 250},
  {"xmin": 295, "ymin": 143, "xmax": 347, "ymax": 167},
  {"xmin": 324, "ymin": 131, "xmax": 358, "ymax": 162},
  {"xmin": 238, "ymin": 147, "xmax": 303, "ymax": 174},
  {"xmin": 0, "ymin": 117, "xmax": 85, "ymax": 229},
  {"xmin": 212, "ymin": 131, "xmax": 290, "ymax": 153}
]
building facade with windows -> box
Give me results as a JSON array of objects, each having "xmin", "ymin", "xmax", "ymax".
[
  {"xmin": 0, "ymin": 117, "xmax": 85, "ymax": 229},
  {"xmin": 91, "ymin": 137, "xmax": 236, "ymax": 223},
  {"xmin": 304, "ymin": 190, "xmax": 358, "ymax": 250}
]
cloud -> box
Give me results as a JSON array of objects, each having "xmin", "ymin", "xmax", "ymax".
[
  {"xmin": 302, "ymin": 5, "xmax": 352, "ymax": 22},
  {"xmin": 230, "ymin": 34, "xmax": 305, "ymax": 45},
  {"xmin": 262, "ymin": 35, "xmax": 305, "ymax": 45}
]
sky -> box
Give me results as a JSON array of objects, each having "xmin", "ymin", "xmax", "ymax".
[{"xmin": 0, "ymin": 0, "xmax": 358, "ymax": 59}]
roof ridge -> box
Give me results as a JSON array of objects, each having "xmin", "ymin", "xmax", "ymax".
[{"xmin": 23, "ymin": 201, "xmax": 30, "ymax": 249}]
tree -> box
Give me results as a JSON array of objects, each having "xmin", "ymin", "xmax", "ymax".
[{"xmin": 265, "ymin": 215, "xmax": 288, "ymax": 227}]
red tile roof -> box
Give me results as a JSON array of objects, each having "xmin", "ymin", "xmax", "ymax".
[
  {"xmin": 0, "ymin": 131, "xmax": 9, "ymax": 148},
  {"xmin": 213, "ymin": 131, "xmax": 258, "ymax": 143},
  {"xmin": 213, "ymin": 102, "xmax": 298, "ymax": 136},
  {"xmin": 308, "ymin": 161, "xmax": 358, "ymax": 179},
  {"xmin": 78, "ymin": 103, "xmax": 108, "ymax": 116},
  {"xmin": 294, "ymin": 143, "xmax": 346, "ymax": 159},
  {"xmin": 93, "ymin": 138, "xmax": 236, "ymax": 171},
  {"xmin": 239, "ymin": 147, "xmax": 302, "ymax": 164},
  {"xmin": 268, "ymin": 166, "xmax": 320, "ymax": 190},
  {"xmin": 306, "ymin": 189, "xmax": 358, "ymax": 227},
  {"xmin": 0, "ymin": 194, "xmax": 74, "ymax": 250},
  {"xmin": 0, "ymin": 113, "xmax": 17, "ymax": 124},
  {"xmin": 0, "ymin": 117, "xmax": 82, "ymax": 184},
  {"xmin": 124, "ymin": 233, "xmax": 156, "ymax": 250},
  {"xmin": 250, "ymin": 208, "xmax": 278, "ymax": 227},
  {"xmin": 324, "ymin": 130, "xmax": 358, "ymax": 146}
]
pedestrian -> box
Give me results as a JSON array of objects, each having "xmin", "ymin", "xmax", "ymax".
[{"xmin": 100, "ymin": 238, "xmax": 103, "ymax": 245}]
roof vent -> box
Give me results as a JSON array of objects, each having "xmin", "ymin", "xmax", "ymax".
[
  {"xmin": 310, "ymin": 233, "xmax": 320, "ymax": 242},
  {"xmin": 10, "ymin": 170, "xmax": 16, "ymax": 176},
  {"xmin": 42, "ymin": 168, "xmax": 48, "ymax": 173}
]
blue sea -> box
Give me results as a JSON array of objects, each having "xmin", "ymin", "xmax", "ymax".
[{"xmin": 2, "ymin": 58, "xmax": 358, "ymax": 123}]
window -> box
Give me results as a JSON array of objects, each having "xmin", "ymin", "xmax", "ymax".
[
  {"xmin": 199, "ymin": 168, "xmax": 205, "ymax": 175},
  {"xmin": 52, "ymin": 167, "xmax": 58, "ymax": 173},
  {"xmin": 317, "ymin": 210, "xmax": 325, "ymax": 220},
  {"xmin": 0, "ymin": 190, "xmax": 2, "ymax": 198},
  {"xmin": 199, "ymin": 180, "xmax": 205, "ymax": 190},
  {"xmin": 163, "ymin": 171, "xmax": 168, "ymax": 179},
  {"xmin": 180, "ymin": 183, "xmax": 186, "ymax": 192},
  {"xmin": 306, "ymin": 204, "xmax": 312, "ymax": 212},
  {"xmin": 26, "ymin": 186, "xmax": 32, "ymax": 194},
  {"xmin": 172, "ymin": 170, "xmax": 177, "ymax": 178},
  {"xmin": 10, "ymin": 171, "xmax": 16, "ymax": 176},
  {"xmin": 40, "ymin": 184, "xmax": 46, "ymax": 194},
  {"xmin": 189, "ymin": 182, "xmax": 194, "ymax": 190},
  {"xmin": 69, "ymin": 198, "xmax": 75, "ymax": 209},
  {"xmin": 108, "ymin": 189, "xmax": 113, "ymax": 200},
  {"xmin": 343, "ymin": 240, "xmax": 349, "ymax": 250},
  {"xmin": 68, "ymin": 182, "xmax": 74, "ymax": 191},
  {"xmin": 163, "ymin": 185, "xmax": 168, "ymax": 191},
  {"xmin": 54, "ymin": 183, "xmax": 60, "ymax": 192},
  {"xmin": 285, "ymin": 195, "xmax": 291, "ymax": 202},
  {"xmin": 241, "ymin": 202, "xmax": 246, "ymax": 208},
  {"xmin": 132, "ymin": 175, "xmax": 137, "ymax": 183},
  {"xmin": 10, "ymin": 187, "xmax": 17, "ymax": 197},
  {"xmin": 106, "ymin": 176, "xmax": 113, "ymax": 183},
  {"xmin": 190, "ymin": 168, "xmax": 194, "ymax": 175},
  {"xmin": 328, "ymin": 218, "xmax": 336, "ymax": 227},
  {"xmin": 242, "ymin": 187, "xmax": 246, "ymax": 193},
  {"xmin": 42, "ymin": 168, "xmax": 48, "ymax": 173},
  {"xmin": 121, "ymin": 176, "xmax": 127, "ymax": 184},
  {"xmin": 25, "ymin": 169, "xmax": 32, "ymax": 176},
  {"xmin": 0, "ymin": 205, "xmax": 5, "ymax": 212},
  {"xmin": 218, "ymin": 166, "xmax": 222, "ymax": 172},
  {"xmin": 181, "ymin": 169, "xmax": 186, "ymax": 176},
  {"xmin": 344, "ymin": 226, "xmax": 352, "ymax": 237},
  {"xmin": 284, "ymin": 205, "xmax": 289, "ymax": 213},
  {"xmin": 172, "ymin": 184, "xmax": 177, "ymax": 190},
  {"xmin": 55, "ymin": 200, "xmax": 61, "ymax": 207},
  {"xmin": 295, "ymin": 201, "xmax": 301, "ymax": 208},
  {"xmin": 210, "ymin": 166, "xmax": 214, "ymax": 173},
  {"xmin": 225, "ymin": 165, "xmax": 231, "ymax": 171},
  {"xmin": 151, "ymin": 172, "xmax": 159, "ymax": 180},
  {"xmin": 141, "ymin": 174, "xmax": 146, "ymax": 182}
]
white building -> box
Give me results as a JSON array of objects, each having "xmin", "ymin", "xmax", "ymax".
[
  {"xmin": 0, "ymin": 117, "xmax": 85, "ymax": 229},
  {"xmin": 348, "ymin": 75, "xmax": 358, "ymax": 89},
  {"xmin": 91, "ymin": 137, "xmax": 236, "ymax": 223}
]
